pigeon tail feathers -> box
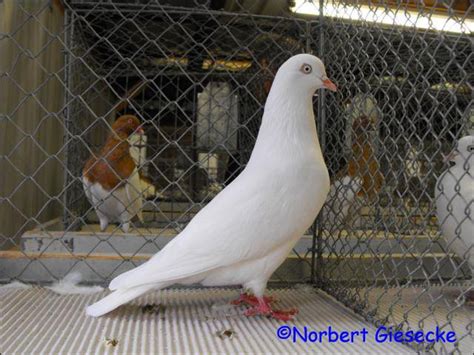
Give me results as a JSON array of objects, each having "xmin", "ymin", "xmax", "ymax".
[{"xmin": 86, "ymin": 284, "xmax": 160, "ymax": 317}]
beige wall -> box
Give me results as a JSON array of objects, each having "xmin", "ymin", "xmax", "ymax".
[{"xmin": 0, "ymin": 0, "xmax": 65, "ymax": 247}]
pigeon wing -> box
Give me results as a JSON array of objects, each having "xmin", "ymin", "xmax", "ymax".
[
  {"xmin": 125, "ymin": 168, "xmax": 144, "ymax": 222},
  {"xmin": 109, "ymin": 170, "xmax": 296, "ymax": 290},
  {"xmin": 435, "ymin": 168, "xmax": 474, "ymax": 265}
]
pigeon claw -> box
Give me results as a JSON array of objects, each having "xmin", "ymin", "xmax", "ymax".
[
  {"xmin": 244, "ymin": 305, "xmax": 298, "ymax": 322},
  {"xmin": 241, "ymin": 296, "xmax": 297, "ymax": 321},
  {"xmin": 269, "ymin": 308, "xmax": 299, "ymax": 322},
  {"xmin": 231, "ymin": 293, "xmax": 276, "ymax": 307}
]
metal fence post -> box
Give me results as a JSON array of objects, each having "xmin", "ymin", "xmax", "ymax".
[{"xmin": 313, "ymin": 0, "xmax": 326, "ymax": 288}]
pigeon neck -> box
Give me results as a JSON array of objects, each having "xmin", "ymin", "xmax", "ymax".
[
  {"xmin": 101, "ymin": 134, "xmax": 131, "ymax": 160},
  {"xmin": 110, "ymin": 130, "xmax": 130, "ymax": 141},
  {"xmin": 250, "ymin": 85, "xmax": 324, "ymax": 164},
  {"xmin": 455, "ymin": 156, "xmax": 473, "ymax": 172}
]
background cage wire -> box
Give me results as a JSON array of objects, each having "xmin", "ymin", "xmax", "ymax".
[{"xmin": 0, "ymin": 0, "xmax": 472, "ymax": 353}]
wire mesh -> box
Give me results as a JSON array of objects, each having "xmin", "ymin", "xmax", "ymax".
[
  {"xmin": 0, "ymin": 0, "xmax": 472, "ymax": 353},
  {"xmin": 1, "ymin": 0, "xmax": 314, "ymax": 284},
  {"xmin": 306, "ymin": 1, "xmax": 473, "ymax": 353}
]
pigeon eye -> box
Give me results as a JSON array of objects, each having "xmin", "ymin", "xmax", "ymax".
[
  {"xmin": 301, "ymin": 64, "xmax": 312, "ymax": 74},
  {"xmin": 468, "ymin": 145, "xmax": 474, "ymax": 152}
]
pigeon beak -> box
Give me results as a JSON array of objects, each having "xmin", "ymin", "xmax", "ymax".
[
  {"xmin": 443, "ymin": 150, "xmax": 458, "ymax": 164},
  {"xmin": 322, "ymin": 78, "xmax": 337, "ymax": 92}
]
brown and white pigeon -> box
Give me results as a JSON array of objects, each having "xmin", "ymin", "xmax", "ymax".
[
  {"xmin": 86, "ymin": 54, "xmax": 336, "ymax": 320},
  {"xmin": 82, "ymin": 115, "xmax": 144, "ymax": 233}
]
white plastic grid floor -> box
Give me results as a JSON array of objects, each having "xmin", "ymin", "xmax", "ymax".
[{"xmin": 0, "ymin": 285, "xmax": 417, "ymax": 354}]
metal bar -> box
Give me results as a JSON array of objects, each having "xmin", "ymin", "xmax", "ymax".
[
  {"xmin": 314, "ymin": 0, "xmax": 326, "ymax": 288},
  {"xmin": 62, "ymin": 8, "xmax": 74, "ymax": 230}
]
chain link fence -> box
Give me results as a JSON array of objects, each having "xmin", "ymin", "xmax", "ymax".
[
  {"xmin": 312, "ymin": 2, "xmax": 473, "ymax": 353},
  {"xmin": 1, "ymin": 0, "xmax": 472, "ymax": 353}
]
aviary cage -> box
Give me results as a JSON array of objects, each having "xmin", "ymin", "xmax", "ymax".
[{"xmin": 0, "ymin": 0, "xmax": 472, "ymax": 353}]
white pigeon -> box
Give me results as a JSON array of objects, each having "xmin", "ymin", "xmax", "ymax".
[
  {"xmin": 323, "ymin": 175, "xmax": 362, "ymax": 230},
  {"xmin": 435, "ymin": 135, "xmax": 474, "ymax": 270},
  {"xmin": 86, "ymin": 54, "xmax": 337, "ymax": 320}
]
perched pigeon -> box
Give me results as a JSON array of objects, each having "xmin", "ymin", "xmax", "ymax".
[
  {"xmin": 435, "ymin": 135, "xmax": 473, "ymax": 299},
  {"xmin": 86, "ymin": 54, "xmax": 336, "ymax": 320},
  {"xmin": 83, "ymin": 115, "xmax": 144, "ymax": 233},
  {"xmin": 322, "ymin": 175, "xmax": 362, "ymax": 230},
  {"xmin": 346, "ymin": 114, "xmax": 383, "ymax": 200}
]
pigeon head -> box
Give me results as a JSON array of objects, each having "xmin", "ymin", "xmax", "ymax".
[
  {"xmin": 453, "ymin": 135, "xmax": 474, "ymax": 166},
  {"xmin": 445, "ymin": 135, "xmax": 474, "ymax": 168},
  {"xmin": 274, "ymin": 54, "xmax": 337, "ymax": 95},
  {"xmin": 111, "ymin": 115, "xmax": 144, "ymax": 137}
]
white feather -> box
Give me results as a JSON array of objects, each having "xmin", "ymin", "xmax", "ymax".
[
  {"xmin": 435, "ymin": 135, "xmax": 474, "ymax": 268},
  {"xmin": 83, "ymin": 167, "xmax": 143, "ymax": 231},
  {"xmin": 86, "ymin": 284, "xmax": 157, "ymax": 317},
  {"xmin": 125, "ymin": 169, "xmax": 144, "ymax": 223},
  {"xmin": 87, "ymin": 54, "xmax": 331, "ymax": 317},
  {"xmin": 0, "ymin": 281, "xmax": 32, "ymax": 294},
  {"xmin": 47, "ymin": 272, "xmax": 104, "ymax": 295}
]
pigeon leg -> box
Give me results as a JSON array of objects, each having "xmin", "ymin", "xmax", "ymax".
[
  {"xmin": 97, "ymin": 212, "xmax": 109, "ymax": 232},
  {"xmin": 121, "ymin": 222, "xmax": 130, "ymax": 233},
  {"xmin": 243, "ymin": 297, "xmax": 298, "ymax": 321},
  {"xmin": 231, "ymin": 292, "xmax": 276, "ymax": 306},
  {"xmin": 120, "ymin": 210, "xmax": 130, "ymax": 233}
]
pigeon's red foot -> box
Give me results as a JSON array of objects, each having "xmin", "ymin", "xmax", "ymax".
[
  {"xmin": 242, "ymin": 297, "xmax": 298, "ymax": 321},
  {"xmin": 231, "ymin": 293, "xmax": 276, "ymax": 307}
]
